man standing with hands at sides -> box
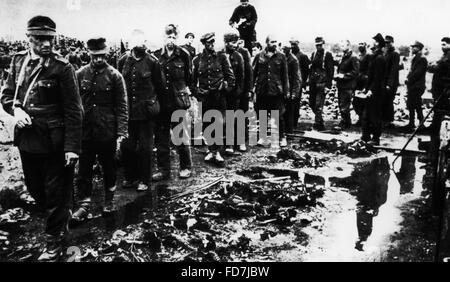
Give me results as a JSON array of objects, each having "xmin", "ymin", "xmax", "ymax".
[
  {"xmin": 191, "ymin": 32, "xmax": 235, "ymax": 165},
  {"xmin": 72, "ymin": 37, "xmax": 128, "ymax": 222},
  {"xmin": 383, "ymin": 35, "xmax": 401, "ymax": 128},
  {"xmin": 308, "ymin": 37, "xmax": 334, "ymax": 131},
  {"xmin": 118, "ymin": 30, "xmax": 165, "ymax": 192},
  {"xmin": 153, "ymin": 24, "xmax": 193, "ymax": 181},
  {"xmin": 281, "ymin": 41, "xmax": 301, "ymax": 137},
  {"xmin": 229, "ymin": 0, "xmax": 258, "ymax": 54},
  {"xmin": 223, "ymin": 31, "xmax": 245, "ymax": 154},
  {"xmin": 361, "ymin": 33, "xmax": 387, "ymax": 146},
  {"xmin": 334, "ymin": 40, "xmax": 359, "ymax": 130},
  {"xmin": 290, "ymin": 38, "xmax": 310, "ymax": 129},
  {"xmin": 253, "ymin": 35, "xmax": 290, "ymax": 147},
  {"xmin": 1, "ymin": 16, "xmax": 83, "ymax": 261},
  {"xmin": 354, "ymin": 42, "xmax": 372, "ymax": 126},
  {"xmin": 236, "ymin": 37, "xmax": 253, "ymax": 152},
  {"xmin": 403, "ymin": 41, "xmax": 427, "ymax": 132}
]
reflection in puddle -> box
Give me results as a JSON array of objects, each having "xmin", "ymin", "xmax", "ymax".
[{"xmin": 309, "ymin": 155, "xmax": 425, "ymax": 261}]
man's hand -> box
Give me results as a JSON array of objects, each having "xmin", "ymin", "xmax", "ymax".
[
  {"xmin": 117, "ymin": 136, "xmax": 126, "ymax": 149},
  {"xmin": 366, "ymin": 90, "xmax": 373, "ymax": 98},
  {"xmin": 324, "ymin": 87, "xmax": 330, "ymax": 94},
  {"xmin": 386, "ymin": 85, "xmax": 391, "ymax": 91},
  {"xmin": 65, "ymin": 152, "xmax": 79, "ymax": 167},
  {"xmin": 335, "ymin": 73, "xmax": 345, "ymax": 79},
  {"xmin": 14, "ymin": 108, "xmax": 32, "ymax": 129}
]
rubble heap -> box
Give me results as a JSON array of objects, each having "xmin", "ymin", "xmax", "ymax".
[{"xmin": 292, "ymin": 139, "xmax": 377, "ymax": 158}]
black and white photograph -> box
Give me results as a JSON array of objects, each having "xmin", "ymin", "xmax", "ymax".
[{"xmin": 0, "ymin": 0, "xmax": 450, "ymax": 269}]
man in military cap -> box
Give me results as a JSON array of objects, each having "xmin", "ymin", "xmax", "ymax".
[
  {"xmin": 223, "ymin": 31, "xmax": 245, "ymax": 154},
  {"xmin": 118, "ymin": 29, "xmax": 165, "ymax": 191},
  {"xmin": 153, "ymin": 24, "xmax": 193, "ymax": 181},
  {"xmin": 191, "ymin": 32, "xmax": 235, "ymax": 164},
  {"xmin": 383, "ymin": 35, "xmax": 401, "ymax": 127},
  {"xmin": 229, "ymin": 0, "xmax": 258, "ymax": 53},
  {"xmin": 0, "ymin": 15, "xmax": 83, "ymax": 261},
  {"xmin": 403, "ymin": 41, "xmax": 427, "ymax": 132},
  {"xmin": 361, "ymin": 33, "xmax": 387, "ymax": 145},
  {"xmin": 281, "ymin": 41, "xmax": 301, "ymax": 138},
  {"xmin": 308, "ymin": 37, "xmax": 334, "ymax": 131},
  {"xmin": 72, "ymin": 37, "xmax": 128, "ymax": 221},
  {"xmin": 253, "ymin": 34, "xmax": 289, "ymax": 147},
  {"xmin": 181, "ymin": 32, "xmax": 196, "ymax": 61}
]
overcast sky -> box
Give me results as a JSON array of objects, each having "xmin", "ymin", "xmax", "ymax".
[{"xmin": 1, "ymin": 0, "xmax": 449, "ymax": 54}]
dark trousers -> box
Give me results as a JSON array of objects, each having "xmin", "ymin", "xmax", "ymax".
[
  {"xmin": 309, "ymin": 83, "xmax": 326, "ymax": 126},
  {"xmin": 362, "ymin": 95, "xmax": 383, "ymax": 141},
  {"xmin": 238, "ymin": 96, "xmax": 250, "ymax": 143},
  {"xmin": 284, "ymin": 97, "xmax": 300, "ymax": 134},
  {"xmin": 77, "ymin": 140, "xmax": 117, "ymax": 200},
  {"xmin": 201, "ymin": 91, "xmax": 226, "ymax": 152},
  {"xmin": 338, "ymin": 88, "xmax": 353, "ymax": 125},
  {"xmin": 238, "ymin": 28, "xmax": 255, "ymax": 55},
  {"xmin": 382, "ymin": 87, "xmax": 397, "ymax": 122},
  {"xmin": 121, "ymin": 120, "xmax": 154, "ymax": 185},
  {"xmin": 256, "ymin": 94, "xmax": 285, "ymax": 139},
  {"xmin": 155, "ymin": 111, "xmax": 192, "ymax": 173},
  {"xmin": 406, "ymin": 88, "xmax": 425, "ymax": 125},
  {"xmin": 19, "ymin": 151, "xmax": 74, "ymax": 237}
]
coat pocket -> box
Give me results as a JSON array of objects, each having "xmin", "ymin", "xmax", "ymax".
[{"xmin": 145, "ymin": 96, "xmax": 160, "ymax": 118}]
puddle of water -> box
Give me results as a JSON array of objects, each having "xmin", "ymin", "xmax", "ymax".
[{"xmin": 306, "ymin": 154, "xmax": 426, "ymax": 261}]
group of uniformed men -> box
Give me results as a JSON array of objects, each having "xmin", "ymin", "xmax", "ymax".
[{"xmin": 1, "ymin": 2, "xmax": 450, "ymax": 260}]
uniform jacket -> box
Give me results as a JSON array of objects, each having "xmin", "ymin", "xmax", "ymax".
[
  {"xmin": 429, "ymin": 52, "xmax": 450, "ymax": 99},
  {"xmin": 192, "ymin": 49, "xmax": 236, "ymax": 96},
  {"xmin": 367, "ymin": 49, "xmax": 387, "ymax": 96},
  {"xmin": 118, "ymin": 52, "xmax": 165, "ymax": 121},
  {"xmin": 286, "ymin": 52, "xmax": 301, "ymax": 98},
  {"xmin": 237, "ymin": 47, "xmax": 253, "ymax": 95},
  {"xmin": 76, "ymin": 63, "xmax": 128, "ymax": 142},
  {"xmin": 309, "ymin": 49, "xmax": 334, "ymax": 89},
  {"xmin": 293, "ymin": 50, "xmax": 310, "ymax": 88},
  {"xmin": 336, "ymin": 50, "xmax": 359, "ymax": 90},
  {"xmin": 1, "ymin": 50, "xmax": 83, "ymax": 154},
  {"xmin": 154, "ymin": 45, "xmax": 193, "ymax": 113},
  {"xmin": 225, "ymin": 49, "xmax": 245, "ymax": 98},
  {"xmin": 181, "ymin": 44, "xmax": 196, "ymax": 61},
  {"xmin": 406, "ymin": 53, "xmax": 428, "ymax": 92},
  {"xmin": 253, "ymin": 49, "xmax": 289, "ymax": 98},
  {"xmin": 384, "ymin": 47, "xmax": 400, "ymax": 90},
  {"xmin": 356, "ymin": 53, "xmax": 372, "ymax": 90}
]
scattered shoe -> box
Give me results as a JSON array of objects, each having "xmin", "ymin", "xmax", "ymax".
[
  {"xmin": 280, "ymin": 138, "xmax": 288, "ymax": 148},
  {"xmin": 38, "ymin": 238, "xmax": 63, "ymax": 262},
  {"xmin": 204, "ymin": 152, "xmax": 214, "ymax": 162},
  {"xmin": 238, "ymin": 144, "xmax": 247, "ymax": 152},
  {"xmin": 225, "ymin": 146, "xmax": 234, "ymax": 155},
  {"xmin": 215, "ymin": 152, "xmax": 225, "ymax": 164},
  {"xmin": 136, "ymin": 182, "xmax": 149, "ymax": 192},
  {"xmin": 152, "ymin": 172, "xmax": 170, "ymax": 182},
  {"xmin": 367, "ymin": 139, "xmax": 380, "ymax": 146},
  {"xmin": 71, "ymin": 203, "xmax": 91, "ymax": 222},
  {"xmin": 179, "ymin": 169, "xmax": 192, "ymax": 179}
]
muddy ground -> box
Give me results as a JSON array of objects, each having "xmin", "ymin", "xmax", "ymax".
[{"xmin": 0, "ymin": 86, "xmax": 448, "ymax": 262}]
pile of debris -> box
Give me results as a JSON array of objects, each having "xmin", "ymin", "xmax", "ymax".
[
  {"xmin": 292, "ymin": 139, "xmax": 377, "ymax": 158},
  {"xmin": 72, "ymin": 177, "xmax": 325, "ymax": 262},
  {"xmin": 273, "ymin": 148, "xmax": 328, "ymax": 168}
]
